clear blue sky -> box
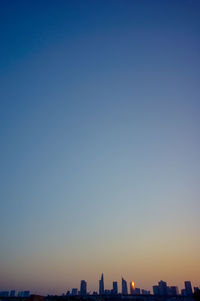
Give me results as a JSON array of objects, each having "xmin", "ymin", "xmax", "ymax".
[{"xmin": 0, "ymin": 0, "xmax": 200, "ymax": 295}]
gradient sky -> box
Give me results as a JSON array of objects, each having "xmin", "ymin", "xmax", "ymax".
[{"xmin": 0, "ymin": 0, "xmax": 200, "ymax": 295}]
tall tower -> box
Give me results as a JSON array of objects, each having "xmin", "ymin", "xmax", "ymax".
[
  {"xmin": 158, "ymin": 280, "xmax": 168, "ymax": 296},
  {"xmin": 99, "ymin": 273, "xmax": 104, "ymax": 295},
  {"xmin": 122, "ymin": 278, "xmax": 128, "ymax": 295},
  {"xmin": 185, "ymin": 281, "xmax": 193, "ymax": 296},
  {"xmin": 112, "ymin": 282, "xmax": 118, "ymax": 295},
  {"xmin": 130, "ymin": 281, "xmax": 135, "ymax": 295},
  {"xmin": 80, "ymin": 280, "xmax": 87, "ymax": 295}
]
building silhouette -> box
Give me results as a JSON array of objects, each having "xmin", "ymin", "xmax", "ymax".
[
  {"xmin": 130, "ymin": 287, "xmax": 140, "ymax": 295},
  {"xmin": 181, "ymin": 285, "xmax": 193, "ymax": 297},
  {"xmin": 80, "ymin": 280, "xmax": 87, "ymax": 296},
  {"xmin": 153, "ymin": 286, "xmax": 159, "ymax": 295},
  {"xmin": 130, "ymin": 282, "xmax": 141, "ymax": 295},
  {"xmin": 99, "ymin": 273, "xmax": 104, "ymax": 295},
  {"xmin": 122, "ymin": 277, "xmax": 128, "ymax": 295},
  {"xmin": 10, "ymin": 291, "xmax": 15, "ymax": 297},
  {"xmin": 141, "ymin": 289, "xmax": 150, "ymax": 295},
  {"xmin": 184, "ymin": 281, "xmax": 193, "ymax": 296},
  {"xmin": 71, "ymin": 288, "xmax": 78, "ymax": 296},
  {"xmin": 23, "ymin": 291, "xmax": 30, "ymax": 297},
  {"xmin": 0, "ymin": 292, "xmax": 9, "ymax": 297},
  {"xmin": 17, "ymin": 291, "xmax": 30, "ymax": 297},
  {"xmin": 168, "ymin": 286, "xmax": 179, "ymax": 296},
  {"xmin": 153, "ymin": 281, "xmax": 168, "ymax": 296},
  {"xmin": 112, "ymin": 282, "xmax": 118, "ymax": 295},
  {"xmin": 158, "ymin": 281, "xmax": 168, "ymax": 296}
]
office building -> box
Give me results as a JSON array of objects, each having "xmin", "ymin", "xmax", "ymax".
[
  {"xmin": 130, "ymin": 281, "xmax": 140, "ymax": 295},
  {"xmin": 18, "ymin": 291, "xmax": 24, "ymax": 297},
  {"xmin": 10, "ymin": 291, "xmax": 16, "ymax": 297},
  {"xmin": 80, "ymin": 280, "xmax": 87, "ymax": 296},
  {"xmin": 141, "ymin": 289, "xmax": 150, "ymax": 295},
  {"xmin": 23, "ymin": 291, "xmax": 30, "ymax": 297},
  {"xmin": 185, "ymin": 281, "xmax": 193, "ymax": 296},
  {"xmin": 158, "ymin": 281, "xmax": 168, "ymax": 295},
  {"xmin": 112, "ymin": 282, "xmax": 118, "ymax": 295},
  {"xmin": 134, "ymin": 288, "xmax": 141, "ymax": 295},
  {"xmin": 99, "ymin": 273, "xmax": 104, "ymax": 295},
  {"xmin": 71, "ymin": 288, "xmax": 78, "ymax": 296},
  {"xmin": 153, "ymin": 286, "xmax": 159, "ymax": 295},
  {"xmin": 168, "ymin": 286, "xmax": 179, "ymax": 296},
  {"xmin": 181, "ymin": 289, "xmax": 187, "ymax": 296},
  {"xmin": 130, "ymin": 282, "xmax": 135, "ymax": 294},
  {"xmin": 122, "ymin": 277, "xmax": 128, "ymax": 295},
  {"xmin": 0, "ymin": 292, "xmax": 9, "ymax": 297}
]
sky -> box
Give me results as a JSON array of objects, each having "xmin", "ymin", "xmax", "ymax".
[{"xmin": 0, "ymin": 0, "xmax": 200, "ymax": 295}]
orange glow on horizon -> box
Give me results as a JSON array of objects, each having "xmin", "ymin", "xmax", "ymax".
[{"xmin": 131, "ymin": 281, "xmax": 135, "ymax": 289}]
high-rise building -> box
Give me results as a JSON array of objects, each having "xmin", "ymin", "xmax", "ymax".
[
  {"xmin": 71, "ymin": 288, "xmax": 78, "ymax": 296},
  {"xmin": 122, "ymin": 278, "xmax": 128, "ymax": 295},
  {"xmin": 23, "ymin": 291, "xmax": 30, "ymax": 297},
  {"xmin": 130, "ymin": 282, "xmax": 135, "ymax": 294},
  {"xmin": 18, "ymin": 291, "xmax": 24, "ymax": 297},
  {"xmin": 168, "ymin": 286, "xmax": 179, "ymax": 296},
  {"xmin": 153, "ymin": 286, "xmax": 159, "ymax": 295},
  {"xmin": 112, "ymin": 282, "xmax": 118, "ymax": 295},
  {"xmin": 99, "ymin": 273, "xmax": 104, "ymax": 295},
  {"xmin": 0, "ymin": 292, "xmax": 9, "ymax": 297},
  {"xmin": 158, "ymin": 281, "xmax": 168, "ymax": 296},
  {"xmin": 181, "ymin": 289, "xmax": 187, "ymax": 296},
  {"xmin": 10, "ymin": 291, "xmax": 16, "ymax": 297},
  {"xmin": 153, "ymin": 281, "xmax": 168, "ymax": 296},
  {"xmin": 185, "ymin": 281, "xmax": 193, "ymax": 296},
  {"xmin": 80, "ymin": 280, "xmax": 87, "ymax": 296},
  {"xmin": 134, "ymin": 288, "xmax": 141, "ymax": 295},
  {"xmin": 141, "ymin": 289, "xmax": 150, "ymax": 295}
]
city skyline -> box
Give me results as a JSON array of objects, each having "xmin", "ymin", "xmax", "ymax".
[
  {"xmin": 0, "ymin": 277, "xmax": 199, "ymax": 297},
  {"xmin": 0, "ymin": 0, "xmax": 200, "ymax": 296}
]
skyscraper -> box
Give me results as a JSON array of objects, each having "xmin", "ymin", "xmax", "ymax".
[
  {"xmin": 153, "ymin": 281, "xmax": 168, "ymax": 296},
  {"xmin": 10, "ymin": 291, "xmax": 15, "ymax": 297},
  {"xmin": 130, "ymin": 281, "xmax": 135, "ymax": 295},
  {"xmin": 168, "ymin": 286, "xmax": 179, "ymax": 296},
  {"xmin": 122, "ymin": 278, "xmax": 128, "ymax": 295},
  {"xmin": 0, "ymin": 292, "xmax": 9, "ymax": 297},
  {"xmin": 112, "ymin": 282, "xmax": 118, "ymax": 295},
  {"xmin": 23, "ymin": 291, "xmax": 30, "ymax": 297},
  {"xmin": 71, "ymin": 288, "xmax": 78, "ymax": 296},
  {"xmin": 141, "ymin": 289, "xmax": 150, "ymax": 295},
  {"xmin": 158, "ymin": 281, "xmax": 168, "ymax": 296},
  {"xmin": 99, "ymin": 273, "xmax": 104, "ymax": 295},
  {"xmin": 185, "ymin": 281, "xmax": 193, "ymax": 296},
  {"xmin": 133, "ymin": 288, "xmax": 141, "ymax": 295},
  {"xmin": 153, "ymin": 286, "xmax": 159, "ymax": 295},
  {"xmin": 80, "ymin": 280, "xmax": 87, "ymax": 296}
]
